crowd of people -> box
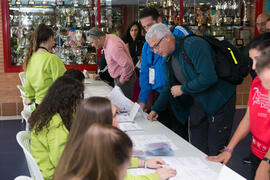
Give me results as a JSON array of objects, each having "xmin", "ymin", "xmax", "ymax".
[{"xmin": 21, "ymin": 6, "xmax": 270, "ymax": 180}]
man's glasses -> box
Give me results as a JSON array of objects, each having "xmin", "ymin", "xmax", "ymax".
[{"xmin": 150, "ymin": 36, "xmax": 164, "ymax": 52}]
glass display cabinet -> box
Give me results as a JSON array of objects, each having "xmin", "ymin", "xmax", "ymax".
[{"xmin": 2, "ymin": 0, "xmax": 115, "ymax": 72}]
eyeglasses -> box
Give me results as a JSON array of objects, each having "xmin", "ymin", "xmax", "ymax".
[
  {"xmin": 150, "ymin": 37, "xmax": 164, "ymax": 52},
  {"xmin": 256, "ymin": 22, "xmax": 266, "ymax": 27}
]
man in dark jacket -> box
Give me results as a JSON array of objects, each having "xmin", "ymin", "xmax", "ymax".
[{"xmin": 146, "ymin": 23, "xmax": 236, "ymax": 156}]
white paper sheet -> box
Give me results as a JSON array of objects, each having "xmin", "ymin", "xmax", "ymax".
[
  {"xmin": 108, "ymin": 86, "xmax": 133, "ymax": 111},
  {"xmin": 118, "ymin": 122, "xmax": 144, "ymax": 132},
  {"xmin": 119, "ymin": 103, "xmax": 140, "ymax": 122},
  {"xmin": 84, "ymin": 78, "xmax": 93, "ymax": 84},
  {"xmin": 129, "ymin": 134, "xmax": 178, "ymax": 151},
  {"xmin": 218, "ymin": 165, "xmax": 246, "ymax": 180},
  {"xmin": 84, "ymin": 85, "xmax": 112, "ymax": 97},
  {"xmin": 128, "ymin": 157, "xmax": 218, "ymax": 180}
]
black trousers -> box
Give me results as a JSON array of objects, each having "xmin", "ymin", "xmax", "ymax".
[
  {"xmin": 189, "ymin": 93, "xmax": 236, "ymax": 155},
  {"xmin": 250, "ymin": 153, "xmax": 262, "ymax": 179},
  {"xmin": 152, "ymin": 90, "xmax": 189, "ymax": 141}
]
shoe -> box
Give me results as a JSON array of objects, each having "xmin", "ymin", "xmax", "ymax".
[{"xmin": 243, "ymin": 156, "xmax": 252, "ymax": 164}]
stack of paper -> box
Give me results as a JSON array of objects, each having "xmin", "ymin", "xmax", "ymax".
[
  {"xmin": 128, "ymin": 157, "xmax": 218, "ymax": 180},
  {"xmin": 84, "ymin": 85, "xmax": 112, "ymax": 97},
  {"xmin": 118, "ymin": 122, "xmax": 144, "ymax": 132}
]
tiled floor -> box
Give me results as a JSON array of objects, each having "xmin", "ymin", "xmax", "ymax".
[{"xmin": 0, "ymin": 109, "xmax": 252, "ymax": 180}]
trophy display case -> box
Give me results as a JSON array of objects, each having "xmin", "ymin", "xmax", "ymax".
[{"xmin": 2, "ymin": 0, "xmax": 115, "ymax": 72}]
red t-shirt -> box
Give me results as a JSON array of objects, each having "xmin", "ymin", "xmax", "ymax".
[{"xmin": 249, "ymin": 77, "xmax": 270, "ymax": 159}]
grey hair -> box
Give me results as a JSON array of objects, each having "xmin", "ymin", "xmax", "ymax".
[
  {"xmin": 145, "ymin": 23, "xmax": 172, "ymax": 41},
  {"xmin": 87, "ymin": 27, "xmax": 106, "ymax": 40}
]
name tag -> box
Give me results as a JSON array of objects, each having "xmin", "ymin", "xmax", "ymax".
[{"xmin": 149, "ymin": 67, "xmax": 155, "ymax": 84}]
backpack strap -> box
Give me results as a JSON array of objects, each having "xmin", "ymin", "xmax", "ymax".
[{"xmin": 180, "ymin": 34, "xmax": 198, "ymax": 68}]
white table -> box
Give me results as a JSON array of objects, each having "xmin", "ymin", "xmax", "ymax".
[{"xmin": 84, "ymin": 79, "xmax": 244, "ymax": 179}]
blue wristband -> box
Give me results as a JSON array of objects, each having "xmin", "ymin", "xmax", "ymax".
[{"xmin": 224, "ymin": 146, "xmax": 233, "ymax": 153}]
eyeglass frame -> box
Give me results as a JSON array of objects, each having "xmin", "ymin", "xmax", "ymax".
[{"xmin": 150, "ymin": 36, "xmax": 165, "ymax": 52}]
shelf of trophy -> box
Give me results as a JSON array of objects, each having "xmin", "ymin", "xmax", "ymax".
[{"xmin": 8, "ymin": 2, "xmax": 99, "ymax": 66}]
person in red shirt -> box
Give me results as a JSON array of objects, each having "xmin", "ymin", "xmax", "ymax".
[{"xmin": 207, "ymin": 32, "xmax": 270, "ymax": 180}]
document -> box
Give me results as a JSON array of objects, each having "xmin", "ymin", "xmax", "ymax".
[
  {"xmin": 84, "ymin": 78, "xmax": 93, "ymax": 84},
  {"xmin": 218, "ymin": 165, "xmax": 246, "ymax": 180},
  {"xmin": 108, "ymin": 86, "xmax": 134, "ymax": 111},
  {"xmin": 128, "ymin": 157, "xmax": 218, "ymax": 180},
  {"xmin": 118, "ymin": 103, "xmax": 140, "ymax": 122},
  {"xmin": 129, "ymin": 134, "xmax": 178, "ymax": 151},
  {"xmin": 118, "ymin": 122, "xmax": 144, "ymax": 132},
  {"xmin": 84, "ymin": 85, "xmax": 112, "ymax": 97}
]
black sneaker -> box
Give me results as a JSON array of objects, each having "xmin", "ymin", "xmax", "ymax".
[{"xmin": 243, "ymin": 156, "xmax": 252, "ymax": 164}]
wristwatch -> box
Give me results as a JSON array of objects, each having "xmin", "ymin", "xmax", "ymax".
[{"xmin": 262, "ymin": 157, "xmax": 270, "ymax": 164}]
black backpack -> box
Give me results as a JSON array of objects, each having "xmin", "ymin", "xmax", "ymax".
[{"xmin": 180, "ymin": 34, "xmax": 249, "ymax": 85}]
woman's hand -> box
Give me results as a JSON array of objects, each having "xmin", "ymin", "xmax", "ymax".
[
  {"xmin": 146, "ymin": 158, "xmax": 165, "ymax": 169},
  {"xmin": 255, "ymin": 161, "xmax": 270, "ymax": 180},
  {"xmin": 155, "ymin": 167, "xmax": 177, "ymax": 180},
  {"xmin": 206, "ymin": 151, "xmax": 232, "ymax": 165}
]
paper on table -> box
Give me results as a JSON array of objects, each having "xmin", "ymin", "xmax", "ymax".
[
  {"xmin": 129, "ymin": 134, "xmax": 178, "ymax": 151},
  {"xmin": 218, "ymin": 165, "xmax": 246, "ymax": 180},
  {"xmin": 118, "ymin": 122, "xmax": 144, "ymax": 132},
  {"xmin": 118, "ymin": 103, "xmax": 140, "ymax": 123},
  {"xmin": 84, "ymin": 86, "xmax": 112, "ymax": 97},
  {"xmin": 108, "ymin": 86, "xmax": 133, "ymax": 111},
  {"xmin": 84, "ymin": 78, "xmax": 93, "ymax": 84},
  {"xmin": 128, "ymin": 157, "xmax": 218, "ymax": 180}
]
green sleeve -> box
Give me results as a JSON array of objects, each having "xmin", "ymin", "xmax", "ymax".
[
  {"xmin": 24, "ymin": 76, "xmax": 35, "ymax": 103},
  {"xmin": 49, "ymin": 55, "xmax": 66, "ymax": 81},
  {"xmin": 129, "ymin": 157, "xmax": 139, "ymax": 168},
  {"xmin": 124, "ymin": 172, "xmax": 159, "ymax": 180}
]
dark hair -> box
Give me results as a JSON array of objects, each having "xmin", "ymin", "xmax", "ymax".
[
  {"xmin": 67, "ymin": 97, "xmax": 113, "ymax": 146},
  {"xmin": 23, "ymin": 24, "xmax": 54, "ymax": 70},
  {"xmin": 139, "ymin": 7, "xmax": 160, "ymax": 21},
  {"xmin": 29, "ymin": 76, "xmax": 84, "ymax": 133},
  {"xmin": 114, "ymin": 23, "xmax": 125, "ymax": 39},
  {"xmin": 249, "ymin": 32, "xmax": 270, "ymax": 51},
  {"xmin": 267, "ymin": 17, "xmax": 270, "ymax": 23},
  {"xmin": 53, "ymin": 124, "xmax": 133, "ymax": 180},
  {"xmin": 63, "ymin": 69, "xmax": 85, "ymax": 82},
  {"xmin": 256, "ymin": 47, "xmax": 270, "ymax": 74},
  {"xmin": 124, "ymin": 22, "xmax": 144, "ymax": 43}
]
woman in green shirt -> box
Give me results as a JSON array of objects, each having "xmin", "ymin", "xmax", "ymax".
[
  {"xmin": 29, "ymin": 76, "xmax": 84, "ymax": 180},
  {"xmin": 53, "ymin": 97, "xmax": 176, "ymax": 180},
  {"xmin": 23, "ymin": 24, "xmax": 66, "ymax": 105}
]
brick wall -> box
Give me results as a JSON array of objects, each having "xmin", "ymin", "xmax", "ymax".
[{"xmin": 0, "ymin": 3, "xmax": 251, "ymax": 116}]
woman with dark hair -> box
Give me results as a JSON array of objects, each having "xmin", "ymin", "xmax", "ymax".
[
  {"xmin": 63, "ymin": 68, "xmax": 85, "ymax": 83},
  {"xmin": 124, "ymin": 22, "xmax": 145, "ymax": 102},
  {"xmin": 29, "ymin": 76, "xmax": 84, "ymax": 180},
  {"xmin": 207, "ymin": 33, "xmax": 270, "ymax": 180},
  {"xmin": 23, "ymin": 24, "xmax": 66, "ymax": 106},
  {"xmin": 55, "ymin": 97, "xmax": 176, "ymax": 180},
  {"xmin": 54, "ymin": 124, "xmax": 133, "ymax": 180}
]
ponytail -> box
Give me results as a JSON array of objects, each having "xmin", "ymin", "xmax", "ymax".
[{"xmin": 23, "ymin": 24, "xmax": 54, "ymax": 71}]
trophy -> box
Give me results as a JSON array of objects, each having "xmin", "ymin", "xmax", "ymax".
[
  {"xmin": 88, "ymin": 53, "xmax": 97, "ymax": 64},
  {"xmin": 75, "ymin": 30, "xmax": 83, "ymax": 47},
  {"xmin": 28, "ymin": 0, "xmax": 35, "ymax": 5},
  {"xmin": 73, "ymin": 0, "xmax": 79, "ymax": 7},
  {"xmin": 15, "ymin": 0, "xmax": 21, "ymax": 5},
  {"xmin": 56, "ymin": 0, "xmax": 64, "ymax": 6},
  {"xmin": 42, "ymin": 0, "xmax": 48, "ymax": 5},
  {"xmin": 83, "ymin": 0, "xmax": 91, "ymax": 7},
  {"xmin": 74, "ymin": 49, "xmax": 83, "ymax": 64}
]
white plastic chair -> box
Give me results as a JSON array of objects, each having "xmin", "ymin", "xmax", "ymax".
[
  {"xmin": 19, "ymin": 72, "xmax": 26, "ymax": 86},
  {"xmin": 21, "ymin": 110, "xmax": 31, "ymax": 131},
  {"xmin": 14, "ymin": 176, "xmax": 33, "ymax": 180},
  {"xmin": 16, "ymin": 131, "xmax": 44, "ymax": 180}
]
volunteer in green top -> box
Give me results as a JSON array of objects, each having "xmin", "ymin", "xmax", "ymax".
[{"xmin": 23, "ymin": 24, "xmax": 66, "ymax": 106}]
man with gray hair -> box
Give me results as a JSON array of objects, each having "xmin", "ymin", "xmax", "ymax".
[
  {"xmin": 87, "ymin": 27, "xmax": 136, "ymax": 100},
  {"xmin": 147, "ymin": 23, "xmax": 236, "ymax": 156}
]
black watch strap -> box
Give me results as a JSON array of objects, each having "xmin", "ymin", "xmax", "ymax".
[{"xmin": 263, "ymin": 157, "xmax": 270, "ymax": 164}]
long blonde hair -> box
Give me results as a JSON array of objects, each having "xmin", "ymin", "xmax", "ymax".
[
  {"xmin": 53, "ymin": 124, "xmax": 132, "ymax": 180},
  {"xmin": 23, "ymin": 24, "xmax": 54, "ymax": 71}
]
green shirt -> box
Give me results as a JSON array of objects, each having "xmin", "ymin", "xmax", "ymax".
[
  {"xmin": 31, "ymin": 114, "xmax": 69, "ymax": 180},
  {"xmin": 24, "ymin": 52, "xmax": 66, "ymax": 104},
  {"xmin": 125, "ymin": 158, "xmax": 159, "ymax": 180}
]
